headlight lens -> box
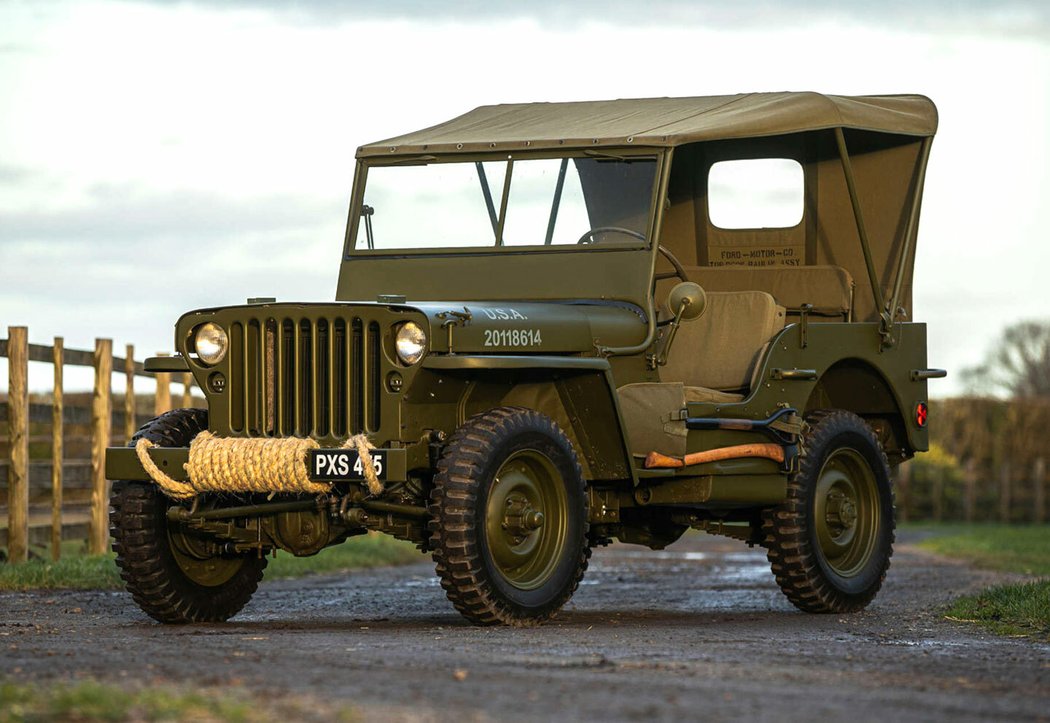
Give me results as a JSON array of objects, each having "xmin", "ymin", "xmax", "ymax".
[
  {"xmin": 194, "ymin": 322, "xmax": 228, "ymax": 366},
  {"xmin": 395, "ymin": 322, "xmax": 427, "ymax": 365}
]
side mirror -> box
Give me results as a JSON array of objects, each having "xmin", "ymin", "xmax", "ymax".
[
  {"xmin": 667, "ymin": 282, "xmax": 707, "ymax": 322},
  {"xmin": 657, "ymin": 282, "xmax": 707, "ymax": 367}
]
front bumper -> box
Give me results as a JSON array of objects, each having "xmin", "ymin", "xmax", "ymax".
[{"xmin": 105, "ymin": 445, "xmax": 409, "ymax": 484}]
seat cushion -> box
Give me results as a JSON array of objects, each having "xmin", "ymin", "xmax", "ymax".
[{"xmin": 661, "ymin": 290, "xmax": 786, "ymax": 392}]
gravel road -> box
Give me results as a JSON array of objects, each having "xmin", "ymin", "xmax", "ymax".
[{"xmin": 2, "ymin": 532, "xmax": 1048, "ymax": 722}]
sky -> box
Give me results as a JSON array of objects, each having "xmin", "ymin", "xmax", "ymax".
[{"xmin": 1, "ymin": 0, "xmax": 1048, "ymax": 394}]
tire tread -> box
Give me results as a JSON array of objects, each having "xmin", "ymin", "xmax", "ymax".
[
  {"xmin": 110, "ymin": 409, "xmax": 266, "ymax": 624},
  {"xmin": 429, "ymin": 406, "xmax": 591, "ymax": 626},
  {"xmin": 763, "ymin": 410, "xmax": 895, "ymax": 613}
]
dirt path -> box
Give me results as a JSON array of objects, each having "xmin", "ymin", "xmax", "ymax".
[{"xmin": 2, "ymin": 533, "xmax": 1048, "ymax": 721}]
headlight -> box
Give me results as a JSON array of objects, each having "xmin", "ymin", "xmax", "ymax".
[
  {"xmin": 194, "ymin": 322, "xmax": 228, "ymax": 366},
  {"xmin": 395, "ymin": 322, "xmax": 427, "ymax": 365}
]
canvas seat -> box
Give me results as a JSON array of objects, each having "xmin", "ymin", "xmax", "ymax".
[
  {"xmin": 616, "ymin": 290, "xmax": 785, "ymax": 457},
  {"xmin": 661, "ymin": 289, "xmax": 786, "ymax": 397}
]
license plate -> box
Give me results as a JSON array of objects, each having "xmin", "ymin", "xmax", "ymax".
[{"xmin": 309, "ymin": 449, "xmax": 388, "ymax": 482}]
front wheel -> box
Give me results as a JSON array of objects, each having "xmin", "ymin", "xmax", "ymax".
[
  {"xmin": 763, "ymin": 410, "xmax": 895, "ymax": 613},
  {"xmin": 110, "ymin": 409, "xmax": 267, "ymax": 623},
  {"xmin": 429, "ymin": 407, "xmax": 590, "ymax": 626}
]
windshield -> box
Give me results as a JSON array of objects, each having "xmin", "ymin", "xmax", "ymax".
[{"xmin": 353, "ymin": 155, "xmax": 657, "ymax": 251}]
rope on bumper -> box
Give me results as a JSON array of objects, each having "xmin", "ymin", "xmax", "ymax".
[
  {"xmin": 134, "ymin": 433, "xmax": 382, "ymax": 500},
  {"xmin": 349, "ymin": 433, "xmax": 383, "ymax": 497}
]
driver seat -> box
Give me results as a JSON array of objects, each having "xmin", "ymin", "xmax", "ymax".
[{"xmin": 660, "ymin": 290, "xmax": 786, "ymax": 403}]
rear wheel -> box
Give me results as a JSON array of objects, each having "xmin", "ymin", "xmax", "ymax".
[
  {"xmin": 763, "ymin": 410, "xmax": 895, "ymax": 613},
  {"xmin": 429, "ymin": 407, "xmax": 590, "ymax": 626},
  {"xmin": 110, "ymin": 409, "xmax": 267, "ymax": 623}
]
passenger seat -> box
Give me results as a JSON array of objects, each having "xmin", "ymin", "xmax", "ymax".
[{"xmin": 660, "ymin": 290, "xmax": 786, "ymax": 402}]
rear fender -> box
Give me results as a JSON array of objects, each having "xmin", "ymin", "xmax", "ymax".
[{"xmin": 806, "ymin": 359, "xmax": 914, "ymax": 463}]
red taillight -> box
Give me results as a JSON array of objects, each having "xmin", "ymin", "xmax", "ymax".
[{"xmin": 915, "ymin": 402, "xmax": 928, "ymax": 428}]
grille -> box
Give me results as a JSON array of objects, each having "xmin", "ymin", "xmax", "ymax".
[{"xmin": 227, "ymin": 316, "xmax": 382, "ymax": 438}]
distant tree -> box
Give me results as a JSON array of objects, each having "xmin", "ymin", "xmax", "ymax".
[{"xmin": 961, "ymin": 320, "xmax": 1050, "ymax": 398}]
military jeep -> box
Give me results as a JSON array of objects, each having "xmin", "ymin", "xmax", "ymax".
[{"xmin": 106, "ymin": 92, "xmax": 945, "ymax": 625}]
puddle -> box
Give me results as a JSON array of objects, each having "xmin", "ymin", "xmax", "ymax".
[
  {"xmin": 714, "ymin": 563, "xmax": 772, "ymax": 583},
  {"xmin": 602, "ymin": 550, "xmax": 709, "ymax": 561}
]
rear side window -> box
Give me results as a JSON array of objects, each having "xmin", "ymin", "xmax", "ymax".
[{"xmin": 708, "ymin": 158, "xmax": 804, "ymax": 229}]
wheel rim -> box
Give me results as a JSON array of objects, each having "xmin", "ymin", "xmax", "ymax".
[
  {"xmin": 484, "ymin": 450, "xmax": 569, "ymax": 591},
  {"xmin": 168, "ymin": 525, "xmax": 244, "ymax": 587},
  {"xmin": 813, "ymin": 447, "xmax": 880, "ymax": 578}
]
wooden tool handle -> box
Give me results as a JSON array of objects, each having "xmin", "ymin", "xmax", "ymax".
[
  {"xmin": 643, "ymin": 451, "xmax": 685, "ymax": 469},
  {"xmin": 644, "ymin": 443, "xmax": 784, "ymax": 469}
]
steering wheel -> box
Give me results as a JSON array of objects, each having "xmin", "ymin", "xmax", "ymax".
[
  {"xmin": 654, "ymin": 245, "xmax": 690, "ymax": 325},
  {"xmin": 576, "ymin": 226, "xmax": 647, "ymax": 245},
  {"xmin": 655, "ymin": 245, "xmax": 689, "ymax": 284}
]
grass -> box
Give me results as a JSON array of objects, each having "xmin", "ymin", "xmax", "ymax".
[
  {"xmin": 943, "ymin": 580, "xmax": 1050, "ymax": 641},
  {"xmin": 0, "ymin": 534, "xmax": 422, "ymax": 592},
  {"xmin": 265, "ymin": 533, "xmax": 421, "ymax": 579},
  {"xmin": 910, "ymin": 523, "xmax": 1050, "ymax": 641},
  {"xmin": 911, "ymin": 523, "xmax": 1050, "ymax": 576},
  {"xmin": 0, "ymin": 542, "xmax": 123, "ymax": 591},
  {"xmin": 0, "ymin": 680, "xmax": 360, "ymax": 722},
  {"xmin": 0, "ymin": 681, "xmax": 252, "ymax": 722}
]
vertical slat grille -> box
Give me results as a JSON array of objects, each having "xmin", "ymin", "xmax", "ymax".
[
  {"xmin": 247, "ymin": 320, "xmax": 261, "ymax": 435},
  {"xmin": 351, "ymin": 318, "xmax": 364, "ymax": 433},
  {"xmin": 264, "ymin": 319, "xmax": 276, "ymax": 435},
  {"xmin": 233, "ymin": 313, "xmax": 381, "ymax": 440},
  {"xmin": 368, "ymin": 322, "xmax": 381, "ymax": 432},
  {"xmin": 230, "ymin": 322, "xmax": 245, "ymax": 432},
  {"xmin": 333, "ymin": 319, "xmax": 347, "ymax": 438}
]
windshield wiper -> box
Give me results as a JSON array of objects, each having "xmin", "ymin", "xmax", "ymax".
[{"xmin": 361, "ymin": 205, "xmax": 375, "ymax": 250}]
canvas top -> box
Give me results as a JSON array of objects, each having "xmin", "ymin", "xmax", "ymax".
[{"xmin": 357, "ymin": 92, "xmax": 938, "ymax": 158}]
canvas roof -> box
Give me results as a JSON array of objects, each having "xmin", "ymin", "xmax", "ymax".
[{"xmin": 357, "ymin": 92, "xmax": 938, "ymax": 158}]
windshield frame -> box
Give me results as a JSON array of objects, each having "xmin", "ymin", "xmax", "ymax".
[{"xmin": 342, "ymin": 147, "xmax": 664, "ymax": 258}]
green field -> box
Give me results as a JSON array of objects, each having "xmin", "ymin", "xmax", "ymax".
[
  {"xmin": 0, "ymin": 533, "xmax": 422, "ymax": 592},
  {"xmin": 914, "ymin": 524, "xmax": 1050, "ymax": 576},
  {"xmin": 0, "ymin": 680, "xmax": 359, "ymax": 723},
  {"xmin": 911, "ymin": 523, "xmax": 1050, "ymax": 641}
]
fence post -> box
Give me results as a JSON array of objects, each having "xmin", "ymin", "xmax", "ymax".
[
  {"xmin": 963, "ymin": 458, "xmax": 977, "ymax": 523},
  {"xmin": 125, "ymin": 344, "xmax": 136, "ymax": 442},
  {"xmin": 896, "ymin": 462, "xmax": 910, "ymax": 523},
  {"xmin": 154, "ymin": 352, "xmax": 171, "ymax": 416},
  {"xmin": 89, "ymin": 338, "xmax": 113, "ymax": 555},
  {"xmin": 1034, "ymin": 457, "xmax": 1046, "ymax": 525},
  {"xmin": 6, "ymin": 327, "xmax": 29, "ymax": 564},
  {"xmin": 999, "ymin": 461, "xmax": 1012, "ymax": 524},
  {"xmin": 51, "ymin": 337, "xmax": 64, "ymax": 561},
  {"xmin": 181, "ymin": 372, "xmax": 193, "ymax": 409}
]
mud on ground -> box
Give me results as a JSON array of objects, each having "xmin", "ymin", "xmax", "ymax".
[{"xmin": 2, "ymin": 532, "xmax": 1048, "ymax": 722}]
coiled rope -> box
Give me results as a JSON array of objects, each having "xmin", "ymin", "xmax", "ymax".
[{"xmin": 134, "ymin": 432, "xmax": 383, "ymax": 500}]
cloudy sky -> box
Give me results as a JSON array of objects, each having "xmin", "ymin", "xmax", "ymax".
[{"xmin": 1, "ymin": 0, "xmax": 1048, "ymax": 394}]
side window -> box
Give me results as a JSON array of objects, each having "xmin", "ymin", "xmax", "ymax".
[{"xmin": 708, "ymin": 158, "xmax": 804, "ymax": 229}]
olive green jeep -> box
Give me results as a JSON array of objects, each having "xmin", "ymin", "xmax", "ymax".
[{"xmin": 107, "ymin": 92, "xmax": 945, "ymax": 625}]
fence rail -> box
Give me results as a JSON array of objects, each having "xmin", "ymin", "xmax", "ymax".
[{"xmin": 1, "ymin": 326, "xmax": 197, "ymax": 563}]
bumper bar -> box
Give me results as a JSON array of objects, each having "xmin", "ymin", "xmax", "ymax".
[{"xmin": 105, "ymin": 445, "xmax": 408, "ymax": 483}]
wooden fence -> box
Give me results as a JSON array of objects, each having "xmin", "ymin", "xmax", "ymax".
[
  {"xmin": 896, "ymin": 455, "xmax": 1046, "ymax": 524},
  {"xmin": 906, "ymin": 397, "xmax": 1050, "ymax": 525},
  {"xmin": 1, "ymin": 326, "xmax": 198, "ymax": 564}
]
